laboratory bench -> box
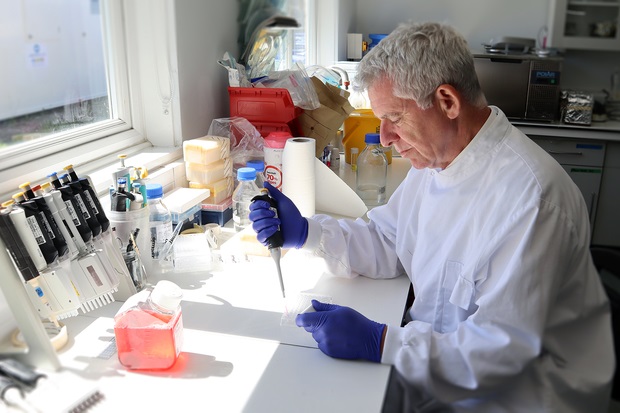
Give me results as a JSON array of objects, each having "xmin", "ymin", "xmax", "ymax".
[
  {"xmin": 32, "ymin": 157, "xmax": 413, "ymax": 412},
  {"xmin": 514, "ymin": 119, "xmax": 620, "ymax": 141},
  {"xmin": 49, "ymin": 249, "xmax": 411, "ymax": 412}
]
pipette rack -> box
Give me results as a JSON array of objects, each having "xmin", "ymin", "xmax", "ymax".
[{"xmin": 0, "ymin": 238, "xmax": 61, "ymax": 371}]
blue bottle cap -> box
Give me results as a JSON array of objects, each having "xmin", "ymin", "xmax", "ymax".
[
  {"xmin": 246, "ymin": 160, "xmax": 265, "ymax": 172},
  {"xmin": 365, "ymin": 133, "xmax": 381, "ymax": 144},
  {"xmin": 146, "ymin": 183, "xmax": 163, "ymax": 199},
  {"xmin": 237, "ymin": 167, "xmax": 257, "ymax": 181}
]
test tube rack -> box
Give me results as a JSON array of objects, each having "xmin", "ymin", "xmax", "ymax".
[{"xmin": 0, "ymin": 238, "xmax": 61, "ymax": 371}]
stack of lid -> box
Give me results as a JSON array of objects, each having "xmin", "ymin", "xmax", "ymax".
[{"xmin": 183, "ymin": 136, "xmax": 234, "ymax": 204}]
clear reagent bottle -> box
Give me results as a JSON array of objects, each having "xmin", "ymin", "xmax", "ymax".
[
  {"xmin": 232, "ymin": 167, "xmax": 261, "ymax": 232},
  {"xmin": 114, "ymin": 280, "xmax": 184, "ymax": 370},
  {"xmin": 246, "ymin": 160, "xmax": 266, "ymax": 189},
  {"xmin": 146, "ymin": 183, "xmax": 173, "ymax": 260},
  {"xmin": 356, "ymin": 133, "xmax": 387, "ymax": 206}
]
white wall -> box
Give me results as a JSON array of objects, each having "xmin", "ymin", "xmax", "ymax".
[
  {"xmin": 174, "ymin": 1, "xmax": 239, "ymax": 141},
  {"xmin": 333, "ymin": 0, "xmax": 620, "ymax": 95},
  {"xmin": 351, "ymin": 0, "xmax": 549, "ymax": 53},
  {"xmin": 122, "ymin": 0, "xmax": 239, "ymax": 147}
]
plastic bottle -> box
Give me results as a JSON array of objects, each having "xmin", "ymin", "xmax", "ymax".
[
  {"xmin": 145, "ymin": 183, "xmax": 173, "ymax": 260},
  {"xmin": 232, "ymin": 167, "xmax": 260, "ymax": 232},
  {"xmin": 350, "ymin": 147, "xmax": 359, "ymax": 171},
  {"xmin": 114, "ymin": 280, "xmax": 184, "ymax": 370},
  {"xmin": 356, "ymin": 133, "xmax": 387, "ymax": 206},
  {"xmin": 330, "ymin": 146, "xmax": 341, "ymax": 170},
  {"xmin": 264, "ymin": 131, "xmax": 292, "ymax": 190},
  {"xmin": 129, "ymin": 182, "xmax": 144, "ymax": 211},
  {"xmin": 246, "ymin": 159, "xmax": 266, "ymax": 188},
  {"xmin": 111, "ymin": 177, "xmax": 132, "ymax": 212}
]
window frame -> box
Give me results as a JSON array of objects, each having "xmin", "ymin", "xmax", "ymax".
[
  {"xmin": 0, "ymin": 0, "xmax": 326, "ymax": 202},
  {"xmin": 0, "ymin": 0, "xmax": 161, "ymax": 201}
]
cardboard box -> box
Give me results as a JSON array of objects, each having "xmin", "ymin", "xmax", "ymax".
[{"xmin": 298, "ymin": 77, "xmax": 355, "ymax": 157}]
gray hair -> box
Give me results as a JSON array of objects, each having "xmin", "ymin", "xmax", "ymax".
[{"xmin": 355, "ymin": 22, "xmax": 487, "ymax": 109}]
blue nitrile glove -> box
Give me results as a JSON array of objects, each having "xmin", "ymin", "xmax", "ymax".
[
  {"xmin": 249, "ymin": 182, "xmax": 308, "ymax": 249},
  {"xmin": 295, "ymin": 300, "xmax": 386, "ymax": 363}
]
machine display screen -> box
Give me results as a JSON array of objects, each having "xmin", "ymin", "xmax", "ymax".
[{"xmin": 531, "ymin": 70, "xmax": 560, "ymax": 85}]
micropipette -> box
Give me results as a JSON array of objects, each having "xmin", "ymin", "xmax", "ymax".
[
  {"xmin": 270, "ymin": 245, "xmax": 286, "ymax": 299},
  {"xmin": 251, "ymin": 189, "xmax": 286, "ymax": 298}
]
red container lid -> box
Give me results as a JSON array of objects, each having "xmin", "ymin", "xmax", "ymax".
[{"xmin": 265, "ymin": 131, "xmax": 292, "ymax": 148}]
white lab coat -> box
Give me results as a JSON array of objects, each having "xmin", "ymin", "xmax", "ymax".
[{"xmin": 301, "ymin": 107, "xmax": 614, "ymax": 412}]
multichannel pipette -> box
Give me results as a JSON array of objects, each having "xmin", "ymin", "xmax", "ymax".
[{"xmin": 251, "ymin": 189, "xmax": 286, "ymax": 299}]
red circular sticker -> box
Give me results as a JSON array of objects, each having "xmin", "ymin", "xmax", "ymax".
[{"xmin": 264, "ymin": 165, "xmax": 282, "ymax": 189}]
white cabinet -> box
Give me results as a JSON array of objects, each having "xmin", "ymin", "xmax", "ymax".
[
  {"xmin": 593, "ymin": 142, "xmax": 620, "ymax": 247},
  {"xmin": 547, "ymin": 0, "xmax": 620, "ymax": 51}
]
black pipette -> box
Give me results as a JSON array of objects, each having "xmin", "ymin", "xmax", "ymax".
[
  {"xmin": 64, "ymin": 164, "xmax": 111, "ymax": 232},
  {"xmin": 20, "ymin": 182, "xmax": 69, "ymax": 258},
  {"xmin": 48, "ymin": 172, "xmax": 93, "ymax": 244},
  {"xmin": 251, "ymin": 188, "xmax": 285, "ymax": 299},
  {"xmin": 11, "ymin": 192, "xmax": 59, "ymax": 265}
]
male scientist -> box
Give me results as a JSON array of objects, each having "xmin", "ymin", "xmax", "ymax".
[{"xmin": 249, "ymin": 22, "xmax": 614, "ymax": 412}]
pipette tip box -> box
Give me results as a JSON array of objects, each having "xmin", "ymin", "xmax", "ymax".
[{"xmin": 201, "ymin": 197, "xmax": 233, "ymax": 226}]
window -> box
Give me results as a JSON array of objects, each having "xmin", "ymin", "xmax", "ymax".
[
  {"xmin": 0, "ymin": 0, "xmax": 311, "ymax": 346},
  {"xmin": 0, "ymin": 0, "xmax": 111, "ymax": 152},
  {"xmin": 0, "ymin": 0, "xmax": 163, "ymax": 201}
]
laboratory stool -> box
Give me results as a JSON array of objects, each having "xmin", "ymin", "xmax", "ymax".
[{"xmin": 591, "ymin": 245, "xmax": 620, "ymax": 401}]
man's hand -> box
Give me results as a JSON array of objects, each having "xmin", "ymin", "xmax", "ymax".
[
  {"xmin": 296, "ymin": 300, "xmax": 386, "ymax": 362},
  {"xmin": 249, "ymin": 182, "xmax": 308, "ymax": 249}
]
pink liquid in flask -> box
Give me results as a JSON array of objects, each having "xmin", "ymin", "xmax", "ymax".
[{"xmin": 114, "ymin": 280, "xmax": 183, "ymax": 370}]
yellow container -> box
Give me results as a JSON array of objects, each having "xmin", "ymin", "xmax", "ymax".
[{"xmin": 343, "ymin": 109, "xmax": 392, "ymax": 164}]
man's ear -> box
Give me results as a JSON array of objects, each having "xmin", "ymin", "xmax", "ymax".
[{"xmin": 434, "ymin": 84, "xmax": 461, "ymax": 120}]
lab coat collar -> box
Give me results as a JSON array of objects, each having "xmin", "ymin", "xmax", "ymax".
[{"xmin": 436, "ymin": 106, "xmax": 511, "ymax": 180}]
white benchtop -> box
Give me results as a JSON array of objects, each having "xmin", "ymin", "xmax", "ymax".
[
  {"xmin": 514, "ymin": 119, "xmax": 620, "ymax": 141},
  {"xmin": 52, "ymin": 249, "xmax": 411, "ymax": 412}
]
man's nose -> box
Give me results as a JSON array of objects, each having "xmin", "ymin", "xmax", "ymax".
[{"xmin": 380, "ymin": 120, "xmax": 396, "ymax": 147}]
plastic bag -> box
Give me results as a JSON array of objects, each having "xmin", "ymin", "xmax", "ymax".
[
  {"xmin": 217, "ymin": 51, "xmax": 251, "ymax": 87},
  {"xmin": 255, "ymin": 63, "xmax": 320, "ymax": 110},
  {"xmin": 207, "ymin": 117, "xmax": 264, "ymax": 172}
]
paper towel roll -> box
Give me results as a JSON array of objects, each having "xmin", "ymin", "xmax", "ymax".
[{"xmin": 282, "ymin": 138, "xmax": 316, "ymax": 217}]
